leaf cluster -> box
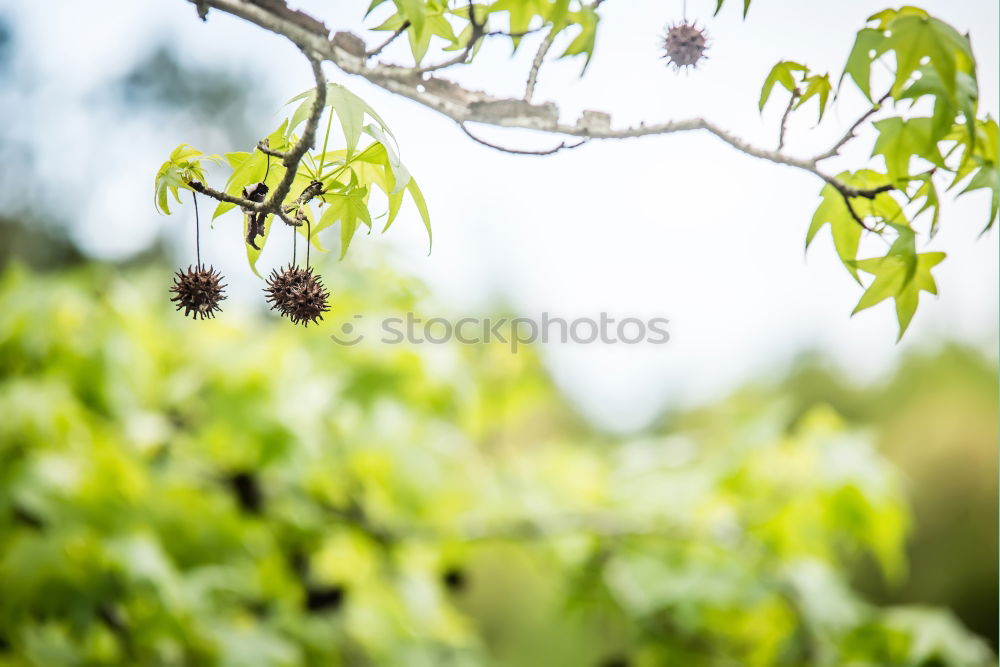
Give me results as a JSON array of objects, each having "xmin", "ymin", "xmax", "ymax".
[
  {"xmin": 153, "ymin": 83, "xmax": 431, "ymax": 277},
  {"xmin": 366, "ymin": 0, "xmax": 601, "ymax": 70},
  {"xmin": 761, "ymin": 6, "xmax": 997, "ymax": 338}
]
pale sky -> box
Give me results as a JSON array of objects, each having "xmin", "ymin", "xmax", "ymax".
[{"xmin": 4, "ymin": 0, "xmax": 998, "ymax": 431}]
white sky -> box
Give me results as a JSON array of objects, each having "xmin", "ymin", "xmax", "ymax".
[{"xmin": 6, "ymin": 0, "xmax": 998, "ymax": 431}]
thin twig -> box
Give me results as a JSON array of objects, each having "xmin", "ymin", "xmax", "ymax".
[
  {"xmin": 525, "ymin": 30, "xmax": 555, "ymax": 102},
  {"xmin": 822, "ymin": 176, "xmax": 895, "ymax": 232},
  {"xmin": 777, "ymin": 88, "xmax": 800, "ymax": 151},
  {"xmin": 191, "ymin": 190, "xmax": 201, "ymax": 267},
  {"xmin": 257, "ymin": 140, "xmax": 287, "ymax": 161},
  {"xmin": 460, "ymin": 122, "xmax": 587, "ymax": 155},
  {"xmin": 306, "ymin": 217, "xmax": 312, "ymax": 269},
  {"xmin": 366, "ymin": 20, "xmax": 409, "ymax": 58},
  {"xmin": 814, "ymin": 91, "xmax": 891, "ymax": 162}
]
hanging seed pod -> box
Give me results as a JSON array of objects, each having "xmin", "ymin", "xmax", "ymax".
[
  {"xmin": 285, "ymin": 269, "xmax": 330, "ymax": 327},
  {"xmin": 170, "ymin": 191, "xmax": 225, "ymax": 320},
  {"xmin": 264, "ymin": 264, "xmax": 309, "ymax": 314},
  {"xmin": 662, "ymin": 22, "xmax": 709, "ymax": 70},
  {"xmin": 169, "ymin": 264, "xmax": 227, "ymax": 319},
  {"xmin": 264, "ymin": 265, "xmax": 330, "ymax": 327}
]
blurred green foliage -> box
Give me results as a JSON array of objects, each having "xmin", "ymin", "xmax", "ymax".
[{"xmin": 0, "ymin": 264, "xmax": 994, "ymax": 666}]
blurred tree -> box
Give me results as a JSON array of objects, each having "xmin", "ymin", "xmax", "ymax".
[{"xmin": 0, "ymin": 264, "xmax": 994, "ymax": 666}]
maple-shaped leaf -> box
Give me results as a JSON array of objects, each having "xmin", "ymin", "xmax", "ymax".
[
  {"xmin": 851, "ymin": 250, "xmax": 945, "ymax": 340},
  {"xmin": 807, "ymin": 170, "xmax": 903, "ymax": 281},
  {"xmin": 871, "ymin": 117, "xmax": 945, "ymax": 183}
]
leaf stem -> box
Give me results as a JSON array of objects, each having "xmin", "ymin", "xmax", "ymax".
[
  {"xmin": 192, "ymin": 190, "xmax": 202, "ymax": 268},
  {"xmin": 319, "ymin": 104, "xmax": 335, "ymax": 179}
]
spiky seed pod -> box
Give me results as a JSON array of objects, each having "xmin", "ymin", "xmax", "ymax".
[
  {"xmin": 264, "ymin": 264, "xmax": 310, "ymax": 314},
  {"xmin": 169, "ymin": 264, "xmax": 227, "ymax": 319},
  {"xmin": 286, "ymin": 270, "xmax": 330, "ymax": 327},
  {"xmin": 662, "ymin": 22, "xmax": 709, "ymax": 70},
  {"xmin": 264, "ymin": 265, "xmax": 330, "ymax": 327}
]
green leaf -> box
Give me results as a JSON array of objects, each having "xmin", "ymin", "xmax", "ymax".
[
  {"xmin": 851, "ymin": 251, "xmax": 945, "ymax": 339},
  {"xmin": 153, "ymin": 144, "xmax": 216, "ymax": 215},
  {"xmin": 365, "ymin": 0, "xmax": 389, "ymax": 17},
  {"xmin": 548, "ymin": 0, "xmax": 570, "ymax": 31},
  {"xmin": 559, "ymin": 7, "xmax": 599, "ymax": 72},
  {"xmin": 808, "ymin": 184, "xmax": 863, "ymax": 282},
  {"xmin": 361, "ymin": 125, "xmax": 411, "ymax": 194},
  {"xmin": 949, "ymin": 118, "xmax": 998, "ymax": 230},
  {"xmin": 492, "ymin": 0, "xmax": 539, "ymax": 50},
  {"xmin": 883, "ymin": 14, "xmax": 974, "ymax": 99},
  {"xmin": 399, "ymin": 0, "xmax": 426, "ymax": 39},
  {"xmin": 713, "ymin": 0, "xmax": 752, "ymax": 16},
  {"xmin": 867, "ymin": 6, "xmax": 929, "ymax": 29},
  {"xmin": 842, "ymin": 28, "xmax": 887, "ymax": 101},
  {"xmin": 871, "ymin": 117, "xmax": 945, "ymax": 183},
  {"xmin": 341, "ymin": 190, "xmax": 372, "ymax": 259},
  {"xmin": 287, "ymin": 85, "xmax": 393, "ymax": 157},
  {"xmin": 796, "ymin": 73, "xmax": 833, "ymax": 121},
  {"xmin": 154, "ymin": 165, "xmax": 187, "ymax": 216},
  {"xmin": 759, "ymin": 61, "xmax": 807, "ymax": 111},
  {"xmin": 960, "ymin": 162, "xmax": 999, "ymax": 231},
  {"xmin": 806, "ymin": 170, "xmax": 901, "ymax": 281},
  {"xmin": 898, "ymin": 66, "xmax": 978, "ymax": 142},
  {"xmin": 911, "ymin": 173, "xmax": 941, "ymax": 237},
  {"xmin": 406, "ymin": 177, "xmax": 432, "ymax": 252}
]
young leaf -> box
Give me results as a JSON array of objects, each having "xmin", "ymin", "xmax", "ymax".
[
  {"xmin": 899, "ymin": 66, "xmax": 978, "ymax": 143},
  {"xmin": 759, "ymin": 61, "xmax": 807, "ymax": 111},
  {"xmin": 796, "ymin": 74, "xmax": 833, "ymax": 121},
  {"xmin": 806, "ymin": 170, "xmax": 901, "ymax": 281},
  {"xmin": 399, "ymin": 0, "xmax": 426, "ymax": 39},
  {"xmin": 911, "ymin": 173, "xmax": 941, "ymax": 237},
  {"xmin": 287, "ymin": 84, "xmax": 394, "ymax": 155},
  {"xmin": 406, "ymin": 177, "xmax": 432, "ymax": 251},
  {"xmin": 153, "ymin": 145, "xmax": 216, "ymax": 215},
  {"xmin": 842, "ymin": 28, "xmax": 887, "ymax": 101},
  {"xmin": 851, "ymin": 251, "xmax": 945, "ymax": 339},
  {"xmin": 950, "ymin": 118, "xmax": 999, "ymax": 230},
  {"xmin": 871, "ymin": 117, "xmax": 945, "ymax": 183},
  {"xmin": 362, "ymin": 124, "xmax": 411, "ymax": 194},
  {"xmin": 883, "ymin": 14, "xmax": 974, "ymax": 99},
  {"xmin": 559, "ymin": 7, "xmax": 599, "ymax": 72},
  {"xmin": 960, "ymin": 162, "xmax": 999, "ymax": 231}
]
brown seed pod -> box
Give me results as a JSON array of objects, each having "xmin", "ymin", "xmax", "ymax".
[
  {"xmin": 264, "ymin": 264, "xmax": 310, "ymax": 314},
  {"xmin": 662, "ymin": 22, "xmax": 709, "ymax": 70},
  {"xmin": 264, "ymin": 265, "xmax": 330, "ymax": 327},
  {"xmin": 169, "ymin": 264, "xmax": 227, "ymax": 319}
]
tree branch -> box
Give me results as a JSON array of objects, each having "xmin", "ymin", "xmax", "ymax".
[
  {"xmin": 186, "ymin": 0, "xmax": 893, "ymax": 232},
  {"xmin": 188, "ymin": 45, "xmax": 326, "ymax": 229},
  {"xmin": 265, "ymin": 54, "xmax": 326, "ymax": 213}
]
